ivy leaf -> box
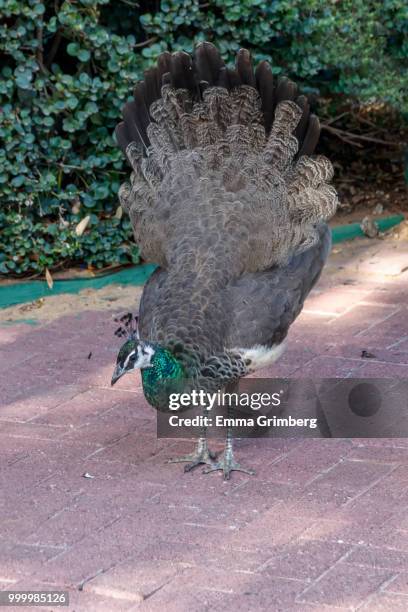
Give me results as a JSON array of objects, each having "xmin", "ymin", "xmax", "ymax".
[
  {"xmin": 78, "ymin": 49, "xmax": 91, "ymax": 62},
  {"xmin": 67, "ymin": 42, "xmax": 79, "ymax": 57}
]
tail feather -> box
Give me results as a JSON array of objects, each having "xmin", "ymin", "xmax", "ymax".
[
  {"xmin": 236, "ymin": 48, "xmax": 256, "ymax": 87},
  {"xmin": 275, "ymin": 76, "xmax": 297, "ymax": 106},
  {"xmin": 264, "ymin": 100, "xmax": 302, "ymax": 170},
  {"xmin": 290, "ymin": 156, "xmax": 334, "ymax": 190},
  {"xmin": 294, "ymin": 95, "xmax": 310, "ymax": 142},
  {"xmin": 170, "ymin": 51, "xmax": 195, "ymax": 90},
  {"xmin": 203, "ymin": 87, "xmax": 231, "ymax": 129},
  {"xmin": 298, "ymin": 114, "xmax": 320, "ymax": 157},
  {"xmin": 194, "ymin": 41, "xmax": 224, "ymax": 85},
  {"xmin": 255, "ymin": 61, "xmax": 274, "ymax": 132}
]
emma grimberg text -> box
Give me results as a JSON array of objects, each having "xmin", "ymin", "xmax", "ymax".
[{"xmin": 168, "ymin": 413, "xmax": 318, "ymax": 430}]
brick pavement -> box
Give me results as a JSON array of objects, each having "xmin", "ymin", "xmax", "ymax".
[{"xmin": 0, "ymin": 233, "xmax": 407, "ymax": 611}]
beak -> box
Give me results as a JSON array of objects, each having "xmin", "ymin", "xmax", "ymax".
[{"xmin": 111, "ymin": 364, "xmax": 124, "ymax": 386}]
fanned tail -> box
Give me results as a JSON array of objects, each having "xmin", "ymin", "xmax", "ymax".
[{"xmin": 116, "ymin": 42, "xmax": 338, "ymax": 269}]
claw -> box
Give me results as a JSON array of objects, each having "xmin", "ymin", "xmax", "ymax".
[
  {"xmin": 167, "ymin": 439, "xmax": 218, "ymax": 472},
  {"xmin": 202, "ymin": 450, "xmax": 255, "ymax": 480}
]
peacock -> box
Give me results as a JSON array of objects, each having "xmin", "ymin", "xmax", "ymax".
[{"xmin": 111, "ymin": 42, "xmax": 338, "ymax": 479}]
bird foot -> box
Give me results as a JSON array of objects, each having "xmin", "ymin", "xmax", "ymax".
[
  {"xmin": 167, "ymin": 439, "xmax": 218, "ymax": 472},
  {"xmin": 202, "ymin": 449, "xmax": 255, "ymax": 480}
]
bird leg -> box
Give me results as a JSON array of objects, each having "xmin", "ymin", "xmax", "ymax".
[
  {"xmin": 203, "ymin": 384, "xmax": 255, "ymax": 480},
  {"xmin": 167, "ymin": 436, "xmax": 218, "ymax": 472},
  {"xmin": 167, "ymin": 408, "xmax": 217, "ymax": 472}
]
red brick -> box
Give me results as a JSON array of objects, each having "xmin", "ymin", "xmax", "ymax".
[
  {"xmin": 294, "ymin": 483, "xmax": 358, "ymax": 514},
  {"xmin": 32, "ymin": 518, "xmax": 148, "ymax": 587},
  {"xmin": 260, "ymin": 539, "xmax": 350, "ymax": 581},
  {"xmin": 326, "ymin": 341, "xmax": 408, "ymax": 365},
  {"xmin": 0, "ymin": 323, "xmax": 36, "ymax": 345},
  {"xmin": 137, "ymin": 539, "xmax": 272, "ymax": 573},
  {"xmin": 347, "ymin": 546, "xmax": 408, "ymax": 571},
  {"xmin": 304, "ymin": 286, "xmax": 370, "ymax": 316},
  {"xmin": 23, "ymin": 497, "xmax": 123, "ymax": 548},
  {"xmin": 84, "ymin": 430, "xmax": 168, "ymax": 464},
  {"xmin": 358, "ymin": 309, "xmax": 408, "ymax": 342},
  {"xmin": 347, "ymin": 445, "xmax": 408, "ymax": 464},
  {"xmin": 298, "ymin": 560, "xmax": 393, "ymax": 607},
  {"xmin": 357, "ymin": 361, "xmax": 408, "ymax": 377},
  {"xmin": 142, "ymin": 569, "xmax": 313, "ymax": 611},
  {"xmin": 304, "ymin": 458, "xmax": 393, "ymax": 494},
  {"xmin": 299, "ymin": 518, "xmax": 353, "ymax": 544},
  {"xmin": 142, "ymin": 583, "xmax": 233, "ymax": 612},
  {"xmin": 0, "ymin": 421, "xmax": 70, "ymax": 440},
  {"xmin": 262, "ymin": 439, "xmax": 353, "ymax": 487},
  {"xmin": 0, "ymin": 542, "xmax": 65, "ymax": 582},
  {"xmin": 85, "ymin": 558, "xmax": 183, "ymax": 601},
  {"xmin": 384, "ymin": 572, "xmax": 408, "ymax": 594},
  {"xmin": 293, "ymin": 355, "xmax": 364, "ymax": 377},
  {"xmin": 226, "ymin": 503, "xmax": 321, "ymax": 552},
  {"xmin": 0, "ymin": 348, "xmax": 40, "ymax": 372},
  {"xmin": 0, "ymin": 384, "xmax": 88, "ymax": 422},
  {"xmin": 359, "ymin": 593, "xmax": 408, "ymax": 611},
  {"xmin": 366, "ymin": 529, "xmax": 408, "ymax": 552},
  {"xmin": 31, "ymin": 388, "xmax": 143, "ymax": 427},
  {"xmin": 332, "ymin": 304, "xmax": 401, "ymax": 336},
  {"xmin": 345, "ymin": 464, "xmax": 408, "ymax": 507},
  {"xmin": 392, "ymin": 336, "xmax": 408, "ymax": 352}
]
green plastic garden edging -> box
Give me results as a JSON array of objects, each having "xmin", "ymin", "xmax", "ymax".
[
  {"xmin": 0, "ymin": 263, "xmax": 157, "ymax": 309},
  {"xmin": 331, "ymin": 214, "xmax": 404, "ymax": 243},
  {"xmin": 0, "ymin": 214, "xmax": 404, "ymax": 309}
]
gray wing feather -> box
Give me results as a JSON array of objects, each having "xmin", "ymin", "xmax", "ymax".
[{"xmin": 224, "ymin": 223, "xmax": 331, "ymax": 349}]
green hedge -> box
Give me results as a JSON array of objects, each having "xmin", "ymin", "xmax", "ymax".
[{"xmin": 1, "ymin": 0, "xmax": 407, "ymax": 275}]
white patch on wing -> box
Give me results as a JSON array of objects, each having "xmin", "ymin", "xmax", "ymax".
[{"xmin": 232, "ymin": 343, "xmax": 286, "ymax": 373}]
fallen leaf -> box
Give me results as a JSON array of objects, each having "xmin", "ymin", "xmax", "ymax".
[
  {"xmin": 75, "ymin": 215, "xmax": 91, "ymax": 236},
  {"xmin": 360, "ymin": 216, "xmax": 379, "ymax": 238},
  {"xmin": 45, "ymin": 268, "xmax": 53, "ymax": 290},
  {"xmin": 19, "ymin": 298, "xmax": 45, "ymax": 312}
]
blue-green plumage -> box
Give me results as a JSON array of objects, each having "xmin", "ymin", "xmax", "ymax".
[
  {"xmin": 141, "ymin": 346, "xmax": 186, "ymax": 410},
  {"xmin": 112, "ymin": 338, "xmax": 186, "ymax": 411}
]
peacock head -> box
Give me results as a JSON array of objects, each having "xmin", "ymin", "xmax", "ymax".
[
  {"xmin": 111, "ymin": 338, "xmax": 155, "ymax": 386},
  {"xmin": 111, "ymin": 313, "xmax": 186, "ymax": 402}
]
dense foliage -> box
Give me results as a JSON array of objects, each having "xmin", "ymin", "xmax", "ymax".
[{"xmin": 1, "ymin": 0, "xmax": 407, "ymax": 275}]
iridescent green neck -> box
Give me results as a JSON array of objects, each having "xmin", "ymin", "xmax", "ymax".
[{"xmin": 141, "ymin": 345, "xmax": 185, "ymax": 410}]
